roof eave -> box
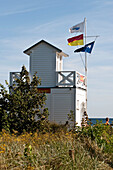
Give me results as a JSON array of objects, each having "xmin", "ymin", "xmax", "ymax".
[
  {"xmin": 23, "ymin": 39, "xmax": 62, "ymax": 55},
  {"xmin": 59, "ymin": 52, "xmax": 69, "ymax": 57}
]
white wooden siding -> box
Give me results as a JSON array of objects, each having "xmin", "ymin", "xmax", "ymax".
[
  {"xmin": 30, "ymin": 42, "xmax": 60, "ymax": 87},
  {"xmin": 76, "ymin": 88, "xmax": 86, "ymax": 126},
  {"xmin": 45, "ymin": 88, "xmax": 86, "ymax": 125},
  {"xmin": 52, "ymin": 94, "xmax": 72, "ymax": 123},
  {"xmin": 46, "ymin": 88, "xmax": 74, "ymax": 124}
]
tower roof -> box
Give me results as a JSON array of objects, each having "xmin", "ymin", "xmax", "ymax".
[{"xmin": 23, "ymin": 39, "xmax": 69, "ymax": 57}]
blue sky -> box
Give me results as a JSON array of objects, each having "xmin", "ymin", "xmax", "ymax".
[{"xmin": 0, "ymin": 0, "xmax": 113, "ymax": 118}]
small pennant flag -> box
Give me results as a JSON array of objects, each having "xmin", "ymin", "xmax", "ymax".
[
  {"xmin": 74, "ymin": 41, "xmax": 95, "ymax": 53},
  {"xmin": 80, "ymin": 75, "xmax": 84, "ymax": 82},
  {"xmin": 67, "ymin": 34, "xmax": 84, "ymax": 46},
  {"xmin": 69, "ymin": 20, "xmax": 85, "ymax": 33}
]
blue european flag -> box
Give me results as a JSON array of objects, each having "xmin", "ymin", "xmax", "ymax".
[{"xmin": 74, "ymin": 41, "xmax": 95, "ymax": 54}]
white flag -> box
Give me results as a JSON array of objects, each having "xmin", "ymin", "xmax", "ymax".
[{"xmin": 69, "ymin": 20, "xmax": 85, "ymax": 33}]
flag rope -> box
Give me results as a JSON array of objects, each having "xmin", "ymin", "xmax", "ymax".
[{"xmin": 79, "ymin": 53, "xmax": 85, "ymax": 68}]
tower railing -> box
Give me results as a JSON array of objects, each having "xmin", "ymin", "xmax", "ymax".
[
  {"xmin": 56, "ymin": 71, "xmax": 76, "ymax": 87},
  {"xmin": 10, "ymin": 72, "xmax": 21, "ymax": 86},
  {"xmin": 56, "ymin": 71, "xmax": 86, "ymax": 88},
  {"xmin": 10, "ymin": 71, "xmax": 86, "ymax": 89}
]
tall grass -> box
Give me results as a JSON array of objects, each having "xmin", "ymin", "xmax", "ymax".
[{"xmin": 0, "ymin": 123, "xmax": 113, "ymax": 169}]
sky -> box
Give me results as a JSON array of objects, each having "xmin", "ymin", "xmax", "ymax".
[{"xmin": 0, "ymin": 0, "xmax": 113, "ymax": 118}]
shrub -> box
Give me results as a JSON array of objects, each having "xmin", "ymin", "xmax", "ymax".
[{"xmin": 0, "ymin": 66, "xmax": 49, "ymax": 133}]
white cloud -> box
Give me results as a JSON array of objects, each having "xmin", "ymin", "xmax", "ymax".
[
  {"xmin": 0, "ymin": 7, "xmax": 39, "ymax": 16},
  {"xmin": 0, "ymin": 0, "xmax": 61, "ymax": 16}
]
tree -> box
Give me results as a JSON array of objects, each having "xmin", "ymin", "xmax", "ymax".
[
  {"xmin": 0, "ymin": 66, "xmax": 49, "ymax": 133},
  {"xmin": 0, "ymin": 84, "xmax": 9, "ymax": 131}
]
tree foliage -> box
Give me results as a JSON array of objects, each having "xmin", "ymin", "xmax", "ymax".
[
  {"xmin": 0, "ymin": 66, "xmax": 49, "ymax": 133},
  {"xmin": 0, "ymin": 84, "xmax": 9, "ymax": 131}
]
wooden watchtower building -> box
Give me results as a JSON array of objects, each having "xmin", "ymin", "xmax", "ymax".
[{"xmin": 10, "ymin": 40, "xmax": 86, "ymax": 126}]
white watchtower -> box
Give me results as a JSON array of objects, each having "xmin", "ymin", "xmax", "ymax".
[
  {"xmin": 23, "ymin": 40, "xmax": 68, "ymax": 87},
  {"xmin": 10, "ymin": 40, "xmax": 86, "ymax": 126}
]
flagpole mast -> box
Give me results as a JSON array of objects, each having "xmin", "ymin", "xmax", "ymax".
[{"xmin": 84, "ymin": 17, "xmax": 87, "ymax": 116}]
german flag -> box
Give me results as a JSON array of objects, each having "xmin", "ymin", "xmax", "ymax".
[{"xmin": 67, "ymin": 34, "xmax": 84, "ymax": 46}]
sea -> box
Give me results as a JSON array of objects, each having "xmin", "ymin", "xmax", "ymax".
[{"xmin": 88, "ymin": 118, "xmax": 113, "ymax": 126}]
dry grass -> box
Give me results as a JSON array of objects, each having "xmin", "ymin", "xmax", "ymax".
[{"xmin": 0, "ymin": 129, "xmax": 113, "ymax": 170}]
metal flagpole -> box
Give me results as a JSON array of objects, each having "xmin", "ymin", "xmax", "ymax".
[{"xmin": 84, "ymin": 17, "xmax": 87, "ymax": 115}]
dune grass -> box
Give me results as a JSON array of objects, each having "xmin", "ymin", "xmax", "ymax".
[{"xmin": 0, "ymin": 123, "xmax": 113, "ymax": 169}]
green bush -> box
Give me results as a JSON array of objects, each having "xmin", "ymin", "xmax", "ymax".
[{"xmin": 0, "ymin": 66, "xmax": 49, "ymax": 133}]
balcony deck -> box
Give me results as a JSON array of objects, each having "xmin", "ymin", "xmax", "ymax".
[
  {"xmin": 56, "ymin": 71, "xmax": 86, "ymax": 89},
  {"xmin": 10, "ymin": 71, "xmax": 86, "ymax": 89}
]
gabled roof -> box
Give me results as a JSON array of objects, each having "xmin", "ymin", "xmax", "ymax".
[
  {"xmin": 23, "ymin": 39, "xmax": 62, "ymax": 54},
  {"xmin": 23, "ymin": 39, "xmax": 69, "ymax": 57}
]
